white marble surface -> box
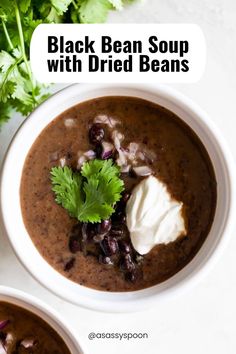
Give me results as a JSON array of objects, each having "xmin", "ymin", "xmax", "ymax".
[{"xmin": 1, "ymin": 1, "xmax": 236, "ymax": 353}]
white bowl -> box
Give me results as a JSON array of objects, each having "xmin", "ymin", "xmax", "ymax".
[
  {"xmin": 1, "ymin": 84, "xmax": 235, "ymax": 312},
  {"xmin": 0, "ymin": 286, "xmax": 83, "ymax": 353}
]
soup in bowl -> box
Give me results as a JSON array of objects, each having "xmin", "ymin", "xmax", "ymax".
[
  {"xmin": 0, "ymin": 286, "xmax": 83, "ymax": 353},
  {"xmin": 1, "ymin": 84, "xmax": 234, "ymax": 311}
]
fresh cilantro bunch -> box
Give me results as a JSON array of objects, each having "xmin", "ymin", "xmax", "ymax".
[
  {"xmin": 51, "ymin": 159, "xmax": 125, "ymax": 223},
  {"xmin": 0, "ymin": 0, "xmax": 136, "ymax": 127},
  {"xmin": 0, "ymin": 0, "xmax": 49, "ymax": 126}
]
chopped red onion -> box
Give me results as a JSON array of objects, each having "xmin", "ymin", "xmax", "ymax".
[
  {"xmin": 1, "ymin": 332, "xmax": 13, "ymax": 351},
  {"xmin": 0, "ymin": 321, "xmax": 9, "ymax": 331},
  {"xmin": 77, "ymin": 150, "xmax": 96, "ymax": 169},
  {"xmin": 112, "ymin": 130, "xmax": 124, "ymax": 147},
  {"xmin": 0, "ymin": 343, "xmax": 6, "ymax": 354},
  {"xmin": 59, "ymin": 157, "xmax": 66, "ymax": 167},
  {"xmin": 5, "ymin": 333, "xmax": 13, "ymax": 345},
  {"xmin": 77, "ymin": 156, "xmax": 86, "ymax": 169},
  {"xmin": 116, "ymin": 150, "xmax": 127, "ymax": 167},
  {"xmin": 20, "ymin": 338, "xmax": 36, "ymax": 348},
  {"xmin": 137, "ymin": 151, "xmax": 145, "ymax": 161},
  {"xmin": 127, "ymin": 142, "xmax": 139, "ymax": 160},
  {"xmin": 94, "ymin": 115, "xmax": 120, "ymax": 128},
  {"xmin": 64, "ymin": 118, "xmax": 76, "ymax": 128},
  {"xmin": 112, "ymin": 130, "xmax": 126, "ymax": 167},
  {"xmin": 101, "ymin": 141, "xmax": 114, "ymax": 159},
  {"xmin": 84, "ymin": 150, "xmax": 96, "ymax": 160},
  {"xmin": 133, "ymin": 166, "xmax": 153, "ymax": 176}
]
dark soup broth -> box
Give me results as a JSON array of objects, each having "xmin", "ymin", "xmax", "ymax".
[
  {"xmin": 0, "ymin": 302, "xmax": 71, "ymax": 353},
  {"xmin": 20, "ymin": 96, "xmax": 216, "ymax": 291}
]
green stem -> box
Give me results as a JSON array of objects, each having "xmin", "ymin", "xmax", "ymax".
[
  {"xmin": 0, "ymin": 56, "xmax": 23, "ymax": 92},
  {"xmin": 15, "ymin": 1, "xmax": 37, "ymax": 103},
  {"xmin": 1, "ymin": 20, "xmax": 14, "ymax": 51},
  {"xmin": 72, "ymin": 0, "xmax": 78, "ymax": 9}
]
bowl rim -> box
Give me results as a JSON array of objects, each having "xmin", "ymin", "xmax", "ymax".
[
  {"xmin": 0, "ymin": 285, "xmax": 84, "ymax": 353},
  {"xmin": 1, "ymin": 83, "xmax": 235, "ymax": 312}
]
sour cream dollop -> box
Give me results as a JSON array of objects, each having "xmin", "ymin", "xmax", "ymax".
[{"xmin": 126, "ymin": 176, "xmax": 186, "ymax": 255}]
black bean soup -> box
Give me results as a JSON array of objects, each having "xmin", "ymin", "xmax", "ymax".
[
  {"xmin": 20, "ymin": 97, "xmax": 217, "ymax": 291},
  {"xmin": 0, "ymin": 302, "xmax": 71, "ymax": 353}
]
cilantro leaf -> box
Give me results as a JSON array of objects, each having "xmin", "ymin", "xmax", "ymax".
[
  {"xmin": 0, "ymin": 47, "xmax": 48, "ymax": 117},
  {"xmin": 109, "ymin": 0, "xmax": 123, "ymax": 10},
  {"xmin": 51, "ymin": 166, "xmax": 83, "ymax": 217},
  {"xmin": 50, "ymin": 0, "xmax": 73, "ymax": 15},
  {"xmin": 19, "ymin": 0, "xmax": 31, "ymax": 14},
  {"xmin": 78, "ymin": 0, "xmax": 113, "ymax": 24},
  {"xmin": 81, "ymin": 158, "xmax": 120, "ymax": 179},
  {"xmin": 51, "ymin": 159, "xmax": 124, "ymax": 223},
  {"xmin": 0, "ymin": 101, "xmax": 11, "ymax": 126},
  {"xmin": 78, "ymin": 178, "xmax": 114, "ymax": 222},
  {"xmin": 0, "ymin": 0, "xmax": 14, "ymax": 16},
  {"xmin": 0, "ymin": 50, "xmax": 24, "ymax": 102},
  {"xmin": 0, "ymin": 0, "xmax": 137, "ymax": 128},
  {"xmin": 81, "ymin": 159, "xmax": 124, "ymax": 206}
]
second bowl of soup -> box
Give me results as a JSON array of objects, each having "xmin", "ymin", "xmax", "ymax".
[{"xmin": 0, "ymin": 286, "xmax": 83, "ymax": 353}]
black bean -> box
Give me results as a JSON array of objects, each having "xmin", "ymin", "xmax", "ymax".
[
  {"xmin": 110, "ymin": 227, "xmax": 124, "ymax": 238},
  {"xmin": 82, "ymin": 223, "xmax": 97, "ymax": 242},
  {"xmin": 121, "ymin": 192, "xmax": 130, "ymax": 204},
  {"xmin": 119, "ymin": 240, "xmax": 131, "ymax": 254},
  {"xmin": 114, "ymin": 202, "xmax": 125, "ymax": 214},
  {"xmin": 119, "ymin": 213, "xmax": 126, "ymax": 224},
  {"xmin": 112, "ymin": 211, "xmax": 126, "ymax": 224},
  {"xmin": 116, "ymin": 196, "xmax": 129, "ymax": 212},
  {"xmin": 69, "ymin": 236, "xmax": 81, "ymax": 253},
  {"xmin": 125, "ymin": 271, "xmax": 137, "ymax": 282},
  {"xmin": 120, "ymin": 254, "xmax": 135, "ymax": 273},
  {"xmin": 89, "ymin": 124, "xmax": 104, "ymax": 145},
  {"xmin": 97, "ymin": 219, "xmax": 111, "ymax": 235},
  {"xmin": 64, "ymin": 258, "xmax": 75, "ymax": 271},
  {"xmin": 100, "ymin": 236, "xmax": 119, "ymax": 256},
  {"xmin": 95, "ymin": 143, "xmax": 103, "ymax": 158}
]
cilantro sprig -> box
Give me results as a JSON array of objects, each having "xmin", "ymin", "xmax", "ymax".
[
  {"xmin": 0, "ymin": 0, "xmax": 136, "ymax": 127},
  {"xmin": 50, "ymin": 159, "xmax": 125, "ymax": 223}
]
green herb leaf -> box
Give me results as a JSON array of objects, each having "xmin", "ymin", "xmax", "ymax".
[
  {"xmin": 51, "ymin": 166, "xmax": 83, "ymax": 217},
  {"xmin": 78, "ymin": 0, "xmax": 113, "ymax": 24},
  {"xmin": 78, "ymin": 178, "xmax": 114, "ymax": 222},
  {"xmin": 81, "ymin": 159, "xmax": 124, "ymax": 206},
  {"xmin": 50, "ymin": 0, "xmax": 73, "ymax": 15},
  {"xmin": 109, "ymin": 0, "xmax": 123, "ymax": 10},
  {"xmin": 81, "ymin": 158, "xmax": 120, "ymax": 179},
  {"xmin": 19, "ymin": 0, "xmax": 31, "ymax": 14},
  {"xmin": 0, "ymin": 101, "xmax": 11, "ymax": 126},
  {"xmin": 0, "ymin": 0, "xmax": 137, "ymax": 128},
  {"xmin": 51, "ymin": 159, "xmax": 125, "ymax": 223}
]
